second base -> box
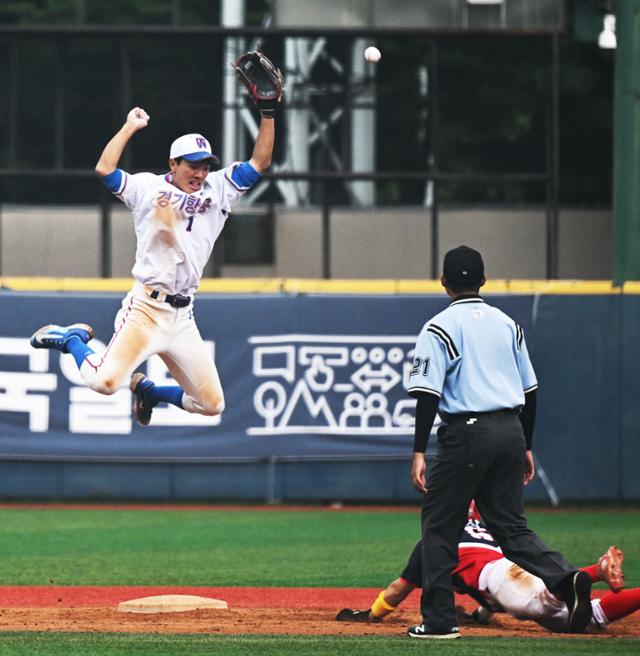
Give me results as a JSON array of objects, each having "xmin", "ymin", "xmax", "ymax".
[{"xmin": 117, "ymin": 594, "xmax": 228, "ymax": 614}]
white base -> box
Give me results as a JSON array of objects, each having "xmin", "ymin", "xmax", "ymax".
[{"xmin": 117, "ymin": 594, "xmax": 229, "ymax": 614}]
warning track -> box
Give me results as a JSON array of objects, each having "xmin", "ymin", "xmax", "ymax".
[{"xmin": 0, "ymin": 585, "xmax": 390, "ymax": 609}]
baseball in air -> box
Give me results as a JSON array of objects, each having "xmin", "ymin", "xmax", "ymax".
[{"xmin": 364, "ymin": 46, "xmax": 381, "ymax": 63}]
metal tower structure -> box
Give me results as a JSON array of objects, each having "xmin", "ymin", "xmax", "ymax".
[{"xmin": 221, "ymin": 0, "xmax": 378, "ymax": 207}]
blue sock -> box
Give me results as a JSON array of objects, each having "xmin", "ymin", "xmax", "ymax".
[
  {"xmin": 146, "ymin": 385, "xmax": 184, "ymax": 409},
  {"xmin": 66, "ymin": 336, "xmax": 95, "ymax": 368}
]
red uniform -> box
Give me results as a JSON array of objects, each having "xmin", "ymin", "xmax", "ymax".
[
  {"xmin": 398, "ymin": 518, "xmax": 640, "ymax": 632},
  {"xmin": 400, "ymin": 518, "xmax": 503, "ymax": 608}
]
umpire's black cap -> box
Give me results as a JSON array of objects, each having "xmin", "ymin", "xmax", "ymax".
[{"xmin": 442, "ymin": 245, "xmax": 485, "ymax": 287}]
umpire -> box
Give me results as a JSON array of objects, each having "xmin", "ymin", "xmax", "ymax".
[{"xmin": 407, "ymin": 245, "xmax": 591, "ymax": 640}]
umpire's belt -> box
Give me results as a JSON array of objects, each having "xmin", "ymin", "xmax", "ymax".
[
  {"xmin": 441, "ymin": 408, "xmax": 520, "ymax": 423},
  {"xmin": 144, "ymin": 286, "xmax": 191, "ymax": 308}
]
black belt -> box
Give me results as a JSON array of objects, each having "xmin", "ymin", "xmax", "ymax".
[
  {"xmin": 149, "ymin": 290, "xmax": 191, "ymax": 308},
  {"xmin": 441, "ymin": 408, "xmax": 520, "ymax": 422}
]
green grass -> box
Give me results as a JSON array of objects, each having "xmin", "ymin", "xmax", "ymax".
[
  {"xmin": 0, "ymin": 507, "xmax": 638, "ymax": 588},
  {"xmin": 0, "ymin": 508, "xmax": 419, "ymax": 586},
  {"xmin": 0, "ymin": 634, "xmax": 638, "ymax": 656},
  {"xmin": 0, "ymin": 507, "xmax": 638, "ymax": 654}
]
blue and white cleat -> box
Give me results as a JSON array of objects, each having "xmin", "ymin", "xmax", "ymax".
[{"xmin": 30, "ymin": 323, "xmax": 94, "ymax": 352}]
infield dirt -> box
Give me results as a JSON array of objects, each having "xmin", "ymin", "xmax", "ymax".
[{"xmin": 0, "ymin": 586, "xmax": 637, "ymax": 639}]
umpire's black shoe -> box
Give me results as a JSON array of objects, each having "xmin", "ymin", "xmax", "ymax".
[
  {"xmin": 563, "ymin": 571, "xmax": 593, "ymax": 632},
  {"xmin": 407, "ymin": 623, "xmax": 460, "ymax": 639},
  {"xmin": 335, "ymin": 608, "xmax": 379, "ymax": 623}
]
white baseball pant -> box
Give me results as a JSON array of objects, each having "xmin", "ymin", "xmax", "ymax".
[
  {"xmin": 78, "ymin": 284, "xmax": 224, "ymax": 416},
  {"xmin": 478, "ymin": 557, "xmax": 608, "ymax": 633}
]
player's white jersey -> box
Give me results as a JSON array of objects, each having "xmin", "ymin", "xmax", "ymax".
[{"xmin": 111, "ymin": 163, "xmax": 248, "ymax": 296}]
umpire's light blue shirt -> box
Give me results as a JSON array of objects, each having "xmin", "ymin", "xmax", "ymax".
[{"xmin": 407, "ymin": 297, "xmax": 538, "ymax": 415}]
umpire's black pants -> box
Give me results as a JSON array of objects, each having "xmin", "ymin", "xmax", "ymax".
[{"xmin": 420, "ymin": 410, "xmax": 575, "ymax": 629}]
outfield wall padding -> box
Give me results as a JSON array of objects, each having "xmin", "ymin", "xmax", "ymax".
[
  {"xmin": 0, "ymin": 291, "xmax": 636, "ymax": 502},
  {"xmin": 533, "ymin": 294, "xmax": 640, "ymax": 500}
]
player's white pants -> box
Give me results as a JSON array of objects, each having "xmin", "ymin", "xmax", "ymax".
[
  {"xmin": 478, "ymin": 557, "xmax": 609, "ymax": 633},
  {"xmin": 79, "ymin": 284, "xmax": 224, "ymax": 416}
]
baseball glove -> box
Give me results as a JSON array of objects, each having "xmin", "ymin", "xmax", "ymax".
[
  {"xmin": 335, "ymin": 608, "xmax": 380, "ymax": 623},
  {"xmin": 233, "ymin": 49, "xmax": 284, "ymax": 118}
]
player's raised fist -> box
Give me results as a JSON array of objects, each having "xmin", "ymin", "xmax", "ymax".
[{"xmin": 126, "ymin": 107, "xmax": 150, "ymax": 130}]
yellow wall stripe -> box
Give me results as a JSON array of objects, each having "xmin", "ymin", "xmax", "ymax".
[{"xmin": 0, "ymin": 277, "xmax": 633, "ymax": 295}]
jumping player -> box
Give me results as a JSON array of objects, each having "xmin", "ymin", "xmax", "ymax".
[
  {"xmin": 30, "ymin": 98, "xmax": 277, "ymax": 426},
  {"xmin": 336, "ymin": 512, "xmax": 634, "ymax": 634}
]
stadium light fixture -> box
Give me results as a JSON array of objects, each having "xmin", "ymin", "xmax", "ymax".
[{"xmin": 598, "ymin": 14, "xmax": 617, "ymax": 49}]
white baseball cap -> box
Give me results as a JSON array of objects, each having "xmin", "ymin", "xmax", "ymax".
[{"xmin": 169, "ymin": 133, "xmax": 220, "ymax": 166}]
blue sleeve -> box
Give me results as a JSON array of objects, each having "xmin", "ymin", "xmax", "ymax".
[
  {"xmin": 100, "ymin": 169, "xmax": 124, "ymax": 193},
  {"xmin": 407, "ymin": 326, "xmax": 450, "ymax": 398},
  {"xmin": 229, "ymin": 162, "xmax": 260, "ymax": 190},
  {"xmin": 517, "ymin": 336, "xmax": 538, "ymax": 393}
]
